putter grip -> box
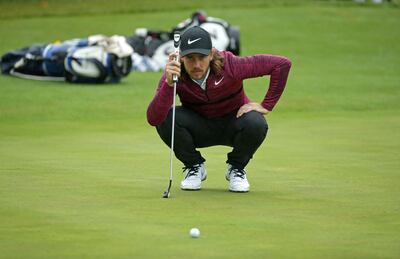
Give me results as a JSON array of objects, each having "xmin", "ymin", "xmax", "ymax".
[{"xmin": 172, "ymin": 32, "xmax": 180, "ymax": 83}]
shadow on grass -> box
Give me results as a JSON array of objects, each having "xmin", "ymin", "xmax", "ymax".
[{"xmin": 185, "ymin": 187, "xmax": 276, "ymax": 197}]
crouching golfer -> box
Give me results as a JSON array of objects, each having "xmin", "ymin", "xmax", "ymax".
[{"xmin": 147, "ymin": 26, "xmax": 291, "ymax": 192}]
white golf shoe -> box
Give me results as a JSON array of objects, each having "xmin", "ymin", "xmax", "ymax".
[
  {"xmin": 180, "ymin": 163, "xmax": 207, "ymax": 190},
  {"xmin": 225, "ymin": 164, "xmax": 250, "ymax": 192}
]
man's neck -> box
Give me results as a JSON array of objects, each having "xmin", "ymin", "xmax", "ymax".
[{"xmin": 191, "ymin": 68, "xmax": 210, "ymax": 90}]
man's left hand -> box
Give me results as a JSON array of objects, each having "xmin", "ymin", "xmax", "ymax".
[{"xmin": 237, "ymin": 102, "xmax": 270, "ymax": 118}]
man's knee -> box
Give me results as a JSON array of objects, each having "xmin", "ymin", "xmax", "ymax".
[
  {"xmin": 155, "ymin": 107, "xmax": 197, "ymax": 145},
  {"xmin": 240, "ymin": 111, "xmax": 268, "ymax": 137},
  {"xmin": 156, "ymin": 109, "xmax": 173, "ymax": 145}
]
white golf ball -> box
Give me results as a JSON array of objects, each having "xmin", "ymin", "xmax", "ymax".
[{"xmin": 189, "ymin": 228, "xmax": 200, "ymax": 238}]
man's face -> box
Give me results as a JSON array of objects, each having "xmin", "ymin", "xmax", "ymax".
[{"xmin": 181, "ymin": 53, "xmax": 213, "ymax": 80}]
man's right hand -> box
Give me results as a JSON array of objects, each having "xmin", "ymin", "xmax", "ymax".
[{"xmin": 165, "ymin": 52, "xmax": 181, "ymax": 86}]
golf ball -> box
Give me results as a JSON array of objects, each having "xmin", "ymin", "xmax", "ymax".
[{"xmin": 190, "ymin": 228, "xmax": 200, "ymax": 238}]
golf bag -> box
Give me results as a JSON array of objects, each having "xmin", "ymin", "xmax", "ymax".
[
  {"xmin": 126, "ymin": 11, "xmax": 240, "ymax": 71},
  {"xmin": 0, "ymin": 35, "xmax": 133, "ymax": 83}
]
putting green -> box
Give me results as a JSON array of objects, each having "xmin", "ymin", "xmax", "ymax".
[{"xmin": 0, "ymin": 2, "xmax": 399, "ymax": 258}]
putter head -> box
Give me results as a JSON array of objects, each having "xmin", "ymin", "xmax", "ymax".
[
  {"xmin": 162, "ymin": 179, "xmax": 172, "ymax": 198},
  {"xmin": 162, "ymin": 190, "xmax": 170, "ymax": 198}
]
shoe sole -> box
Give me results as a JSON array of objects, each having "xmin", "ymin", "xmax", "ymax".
[
  {"xmin": 181, "ymin": 187, "xmax": 202, "ymax": 191},
  {"xmin": 229, "ymin": 189, "xmax": 249, "ymax": 193}
]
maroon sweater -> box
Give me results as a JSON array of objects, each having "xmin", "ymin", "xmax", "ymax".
[{"xmin": 147, "ymin": 51, "xmax": 291, "ymax": 126}]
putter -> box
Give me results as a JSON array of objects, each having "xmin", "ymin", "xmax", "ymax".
[{"xmin": 162, "ymin": 32, "xmax": 180, "ymax": 198}]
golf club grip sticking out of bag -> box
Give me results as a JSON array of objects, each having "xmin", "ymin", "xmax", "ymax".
[{"xmin": 162, "ymin": 32, "xmax": 180, "ymax": 198}]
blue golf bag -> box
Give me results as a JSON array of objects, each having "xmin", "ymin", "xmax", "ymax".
[{"xmin": 0, "ymin": 35, "xmax": 133, "ymax": 83}]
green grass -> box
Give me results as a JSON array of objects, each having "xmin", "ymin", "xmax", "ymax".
[
  {"xmin": 2, "ymin": 0, "xmax": 387, "ymax": 19},
  {"xmin": 1, "ymin": 2, "xmax": 400, "ymax": 258}
]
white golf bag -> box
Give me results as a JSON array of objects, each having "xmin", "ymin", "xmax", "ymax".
[{"xmin": 127, "ymin": 11, "xmax": 240, "ymax": 71}]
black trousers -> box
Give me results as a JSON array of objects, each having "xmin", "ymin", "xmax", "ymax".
[{"xmin": 156, "ymin": 106, "xmax": 268, "ymax": 170}]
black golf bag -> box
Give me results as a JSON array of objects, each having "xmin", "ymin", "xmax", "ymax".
[
  {"xmin": 126, "ymin": 11, "xmax": 240, "ymax": 71},
  {"xmin": 0, "ymin": 35, "xmax": 133, "ymax": 83}
]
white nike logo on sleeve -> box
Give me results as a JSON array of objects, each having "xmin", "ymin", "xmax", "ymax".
[{"xmin": 188, "ymin": 38, "xmax": 201, "ymax": 45}]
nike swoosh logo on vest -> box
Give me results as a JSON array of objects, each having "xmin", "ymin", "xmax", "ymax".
[{"xmin": 214, "ymin": 76, "xmax": 224, "ymax": 85}]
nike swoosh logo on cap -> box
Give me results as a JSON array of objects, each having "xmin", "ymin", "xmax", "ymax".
[
  {"xmin": 188, "ymin": 38, "xmax": 201, "ymax": 45},
  {"xmin": 215, "ymin": 76, "xmax": 224, "ymax": 85}
]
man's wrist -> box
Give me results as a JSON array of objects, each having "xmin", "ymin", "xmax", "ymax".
[{"xmin": 165, "ymin": 78, "xmax": 173, "ymax": 87}]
